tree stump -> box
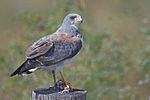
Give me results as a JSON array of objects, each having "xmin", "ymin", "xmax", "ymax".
[{"xmin": 32, "ymin": 87, "xmax": 87, "ymax": 100}]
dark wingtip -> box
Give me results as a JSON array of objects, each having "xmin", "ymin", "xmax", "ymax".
[
  {"xmin": 10, "ymin": 66, "xmax": 23, "ymax": 77},
  {"xmin": 10, "ymin": 60, "xmax": 28, "ymax": 77},
  {"xmin": 9, "ymin": 71, "xmax": 17, "ymax": 77}
]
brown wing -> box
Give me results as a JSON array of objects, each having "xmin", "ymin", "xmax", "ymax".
[
  {"xmin": 26, "ymin": 35, "xmax": 53, "ymax": 59},
  {"xmin": 36, "ymin": 35, "xmax": 82, "ymax": 66}
]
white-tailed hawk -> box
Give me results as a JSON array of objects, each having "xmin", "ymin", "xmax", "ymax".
[{"xmin": 10, "ymin": 13, "xmax": 83, "ymax": 91}]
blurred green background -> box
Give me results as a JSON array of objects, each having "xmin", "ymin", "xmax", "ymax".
[{"xmin": 0, "ymin": 0, "xmax": 150, "ymax": 100}]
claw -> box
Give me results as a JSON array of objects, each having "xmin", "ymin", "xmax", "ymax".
[
  {"xmin": 65, "ymin": 81, "xmax": 72, "ymax": 91},
  {"xmin": 54, "ymin": 80, "xmax": 72, "ymax": 92},
  {"xmin": 54, "ymin": 80, "xmax": 64, "ymax": 90},
  {"xmin": 61, "ymin": 85, "xmax": 70, "ymax": 93},
  {"xmin": 59, "ymin": 72, "xmax": 72, "ymax": 92}
]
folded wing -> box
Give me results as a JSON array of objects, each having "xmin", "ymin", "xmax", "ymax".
[
  {"xmin": 10, "ymin": 34, "xmax": 82, "ymax": 76},
  {"xmin": 26, "ymin": 34, "xmax": 82, "ymax": 66}
]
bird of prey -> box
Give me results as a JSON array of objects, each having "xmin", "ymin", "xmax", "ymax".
[{"xmin": 10, "ymin": 13, "xmax": 83, "ymax": 90}]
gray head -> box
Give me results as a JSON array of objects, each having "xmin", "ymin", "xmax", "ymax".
[
  {"xmin": 60, "ymin": 13, "xmax": 82, "ymax": 30},
  {"xmin": 56, "ymin": 13, "xmax": 83, "ymax": 35}
]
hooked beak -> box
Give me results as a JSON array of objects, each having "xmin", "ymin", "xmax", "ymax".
[
  {"xmin": 81, "ymin": 19, "xmax": 83, "ymax": 23},
  {"xmin": 75, "ymin": 16, "xmax": 83, "ymax": 23},
  {"xmin": 79, "ymin": 16, "xmax": 83, "ymax": 23}
]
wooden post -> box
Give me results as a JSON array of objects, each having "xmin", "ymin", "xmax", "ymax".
[{"xmin": 32, "ymin": 87, "xmax": 87, "ymax": 100}]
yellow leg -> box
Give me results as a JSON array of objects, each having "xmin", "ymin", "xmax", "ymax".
[
  {"xmin": 60, "ymin": 71, "xmax": 66, "ymax": 86},
  {"xmin": 52, "ymin": 71, "xmax": 56, "ymax": 86},
  {"xmin": 60, "ymin": 72, "xmax": 72, "ymax": 90}
]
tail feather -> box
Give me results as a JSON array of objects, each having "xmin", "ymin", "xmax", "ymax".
[{"xmin": 10, "ymin": 60, "xmax": 33, "ymax": 77}]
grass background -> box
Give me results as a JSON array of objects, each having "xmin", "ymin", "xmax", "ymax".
[{"xmin": 0, "ymin": 0, "xmax": 150, "ymax": 100}]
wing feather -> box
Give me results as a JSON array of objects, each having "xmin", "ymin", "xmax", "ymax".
[
  {"xmin": 39, "ymin": 39, "xmax": 82, "ymax": 66},
  {"xmin": 26, "ymin": 35, "xmax": 53, "ymax": 59}
]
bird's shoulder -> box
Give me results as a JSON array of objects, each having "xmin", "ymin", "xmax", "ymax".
[{"xmin": 54, "ymin": 33, "xmax": 81, "ymax": 42}]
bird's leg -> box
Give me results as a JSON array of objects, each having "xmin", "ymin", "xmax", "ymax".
[
  {"xmin": 60, "ymin": 71, "xmax": 66, "ymax": 86},
  {"xmin": 60, "ymin": 71, "xmax": 72, "ymax": 91},
  {"xmin": 52, "ymin": 70, "xmax": 56, "ymax": 86}
]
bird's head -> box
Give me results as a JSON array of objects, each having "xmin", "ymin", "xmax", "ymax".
[{"xmin": 62, "ymin": 13, "xmax": 83, "ymax": 29}]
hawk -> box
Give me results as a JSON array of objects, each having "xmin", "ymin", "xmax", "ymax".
[{"xmin": 10, "ymin": 13, "xmax": 83, "ymax": 90}]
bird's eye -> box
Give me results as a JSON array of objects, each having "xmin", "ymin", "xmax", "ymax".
[{"xmin": 70, "ymin": 16, "xmax": 77, "ymax": 19}]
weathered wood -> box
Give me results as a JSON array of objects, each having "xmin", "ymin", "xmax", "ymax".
[{"xmin": 32, "ymin": 87, "xmax": 87, "ymax": 100}]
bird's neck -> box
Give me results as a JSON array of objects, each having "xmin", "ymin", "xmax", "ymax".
[{"xmin": 56, "ymin": 24, "xmax": 79, "ymax": 36}]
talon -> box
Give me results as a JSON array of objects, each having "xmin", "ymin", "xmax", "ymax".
[
  {"xmin": 61, "ymin": 85, "xmax": 70, "ymax": 93},
  {"xmin": 65, "ymin": 81, "xmax": 72, "ymax": 91},
  {"xmin": 54, "ymin": 80, "xmax": 64, "ymax": 90},
  {"xmin": 60, "ymin": 80, "xmax": 72, "ymax": 90},
  {"xmin": 59, "ymin": 71, "xmax": 72, "ymax": 91}
]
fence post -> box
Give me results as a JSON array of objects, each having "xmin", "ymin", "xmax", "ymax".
[{"xmin": 32, "ymin": 87, "xmax": 87, "ymax": 100}]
